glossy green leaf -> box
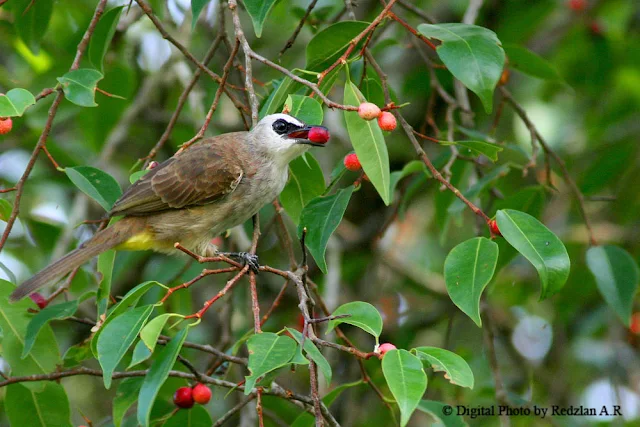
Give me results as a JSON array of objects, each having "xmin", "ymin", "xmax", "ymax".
[
  {"xmin": 448, "ymin": 164, "xmax": 510, "ymax": 215},
  {"xmin": 0, "ymin": 88, "xmax": 36, "ymax": 117},
  {"xmin": 164, "ymin": 405, "xmax": 213, "ymax": 427},
  {"xmin": 344, "ymin": 81, "xmax": 391, "ymax": 204},
  {"xmin": 260, "ymin": 77, "xmax": 303, "ymax": 118},
  {"xmin": 244, "ymin": 0, "xmax": 278, "ymax": 37},
  {"xmin": 496, "ymin": 209, "xmax": 570, "ymax": 299},
  {"xmin": 113, "ymin": 378, "xmax": 143, "ymax": 427},
  {"xmin": 98, "ymin": 305, "xmax": 154, "ymax": 389},
  {"xmin": 444, "ymin": 237, "xmax": 498, "ymax": 326},
  {"xmin": 503, "ymin": 44, "xmax": 562, "ymax": 82},
  {"xmin": 23, "ymin": 300, "xmax": 79, "ymax": 358},
  {"xmin": 129, "ymin": 169, "xmax": 150, "ymax": 184},
  {"xmin": 390, "ymin": 161, "xmax": 430, "ymax": 197},
  {"xmin": 191, "ymin": 0, "xmax": 210, "ymax": 30},
  {"xmin": 586, "ymin": 245, "xmax": 639, "ymax": 326},
  {"xmin": 137, "ymin": 327, "xmax": 189, "ymax": 427},
  {"xmin": 285, "ymin": 94, "xmax": 324, "ymax": 125},
  {"xmin": 418, "ymin": 23, "xmax": 505, "ymax": 113},
  {"xmin": 281, "ymin": 153, "xmax": 326, "ymax": 225},
  {"xmin": 13, "ymin": 0, "xmax": 53, "ymax": 53},
  {"xmin": 414, "ymin": 346, "xmax": 474, "ymax": 389},
  {"xmin": 291, "ymin": 380, "xmax": 364, "ymax": 427},
  {"xmin": 89, "ymin": 6, "xmax": 124, "ymax": 71},
  {"xmin": 140, "ymin": 313, "xmax": 184, "ymax": 352},
  {"xmin": 417, "ymin": 400, "xmax": 468, "ymax": 427},
  {"xmin": 65, "ymin": 166, "xmax": 122, "ymax": 211},
  {"xmin": 57, "ymin": 69, "xmax": 104, "ymax": 107},
  {"xmin": 6, "ymin": 383, "xmax": 72, "ymax": 427},
  {"xmin": 0, "ymin": 199, "xmax": 13, "ymax": 221},
  {"xmin": 361, "ymin": 77, "xmax": 386, "ymax": 107},
  {"xmin": 326, "ymin": 301, "xmax": 383, "ymax": 340},
  {"xmin": 382, "ymin": 349, "xmax": 427, "ymax": 427},
  {"xmin": 286, "ymin": 328, "xmax": 332, "ymax": 386},
  {"xmin": 439, "ymin": 140, "xmax": 503, "ymax": 162},
  {"xmin": 0, "ymin": 281, "xmax": 60, "ymax": 391},
  {"xmin": 306, "ymin": 21, "xmax": 369, "ymax": 71},
  {"xmin": 62, "ymin": 341, "xmax": 93, "ymax": 368},
  {"xmin": 298, "ymin": 186, "xmax": 354, "ymax": 273},
  {"xmin": 245, "ymin": 332, "xmax": 297, "ymax": 394},
  {"xmin": 128, "ymin": 339, "xmax": 152, "ymax": 368}
]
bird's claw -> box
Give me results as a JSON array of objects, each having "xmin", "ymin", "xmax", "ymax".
[{"xmin": 221, "ymin": 252, "xmax": 260, "ymax": 273}]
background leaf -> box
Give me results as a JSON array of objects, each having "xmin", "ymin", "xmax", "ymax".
[
  {"xmin": 382, "ymin": 349, "xmax": 427, "ymax": 427},
  {"xmin": 57, "ymin": 69, "xmax": 104, "ymax": 107},
  {"xmin": 65, "ymin": 166, "xmax": 122, "ymax": 211},
  {"xmin": 6, "ymin": 383, "xmax": 72, "ymax": 427},
  {"xmin": 306, "ymin": 21, "xmax": 369, "ymax": 71},
  {"xmin": 23, "ymin": 300, "xmax": 79, "ymax": 358},
  {"xmin": 503, "ymin": 44, "xmax": 562, "ymax": 82},
  {"xmin": 439, "ymin": 140, "xmax": 503, "ymax": 162},
  {"xmin": 245, "ymin": 332, "xmax": 297, "ymax": 394},
  {"xmin": 12, "ymin": 0, "xmax": 53, "ymax": 53},
  {"xmin": 0, "ymin": 88, "xmax": 36, "ymax": 117},
  {"xmin": 281, "ymin": 153, "xmax": 326, "ymax": 225},
  {"xmin": 244, "ymin": 0, "xmax": 278, "ymax": 37},
  {"xmin": 414, "ymin": 346, "xmax": 474, "ymax": 389},
  {"xmin": 417, "ymin": 400, "xmax": 468, "ymax": 427},
  {"xmin": 89, "ymin": 6, "xmax": 124, "ymax": 72},
  {"xmin": 326, "ymin": 301, "xmax": 383, "ymax": 340},
  {"xmin": 286, "ymin": 327, "xmax": 332, "ymax": 386},
  {"xmin": 191, "ymin": 0, "xmax": 211, "ymax": 30},
  {"xmin": 285, "ymin": 94, "xmax": 324, "ymax": 125}
]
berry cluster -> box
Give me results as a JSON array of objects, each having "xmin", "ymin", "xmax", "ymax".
[
  {"xmin": 357, "ymin": 102, "xmax": 397, "ymax": 132},
  {"xmin": 173, "ymin": 383, "xmax": 212, "ymax": 409}
]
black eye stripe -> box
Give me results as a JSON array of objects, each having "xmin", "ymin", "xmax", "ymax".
[{"xmin": 272, "ymin": 119, "xmax": 301, "ymax": 135}]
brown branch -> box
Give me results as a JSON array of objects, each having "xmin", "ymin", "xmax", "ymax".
[
  {"xmin": 229, "ymin": 0, "xmax": 259, "ymax": 125},
  {"xmin": 213, "ymin": 394, "xmax": 256, "ymax": 427},
  {"xmin": 249, "ymin": 215, "xmax": 262, "ymax": 333},
  {"xmin": 396, "ymin": 0, "xmax": 436, "ymax": 23},
  {"xmin": 388, "ymin": 11, "xmax": 437, "ymax": 50}
]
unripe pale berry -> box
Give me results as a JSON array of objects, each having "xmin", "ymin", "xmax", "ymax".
[
  {"xmin": 192, "ymin": 383, "xmax": 212, "ymax": 404},
  {"xmin": 344, "ymin": 153, "xmax": 361, "ymax": 171},
  {"xmin": 358, "ymin": 102, "xmax": 381, "ymax": 121},
  {"xmin": 173, "ymin": 387, "xmax": 195, "ymax": 409},
  {"xmin": 308, "ymin": 127, "xmax": 330, "ymax": 144},
  {"xmin": 378, "ymin": 343, "xmax": 397, "ymax": 357},
  {"xmin": 489, "ymin": 219, "xmax": 501, "ymax": 236},
  {"xmin": 0, "ymin": 118, "xmax": 13, "ymax": 135},
  {"xmin": 377, "ymin": 112, "xmax": 396, "ymax": 131},
  {"xmin": 29, "ymin": 293, "xmax": 48, "ymax": 309}
]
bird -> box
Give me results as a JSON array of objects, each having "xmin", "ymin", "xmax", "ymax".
[{"xmin": 10, "ymin": 114, "xmax": 330, "ymax": 302}]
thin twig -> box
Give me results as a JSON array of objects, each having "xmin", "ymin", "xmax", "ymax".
[{"xmin": 279, "ymin": 0, "xmax": 319, "ymax": 58}]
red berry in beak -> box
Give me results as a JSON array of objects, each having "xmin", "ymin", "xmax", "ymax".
[
  {"xmin": 29, "ymin": 293, "xmax": 48, "ymax": 309},
  {"xmin": 173, "ymin": 387, "xmax": 195, "ymax": 409},
  {"xmin": 308, "ymin": 127, "xmax": 330, "ymax": 144}
]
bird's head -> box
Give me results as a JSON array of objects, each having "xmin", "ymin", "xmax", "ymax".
[{"xmin": 251, "ymin": 114, "xmax": 330, "ymax": 166}]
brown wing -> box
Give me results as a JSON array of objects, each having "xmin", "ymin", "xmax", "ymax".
[{"xmin": 110, "ymin": 137, "xmax": 244, "ymax": 217}]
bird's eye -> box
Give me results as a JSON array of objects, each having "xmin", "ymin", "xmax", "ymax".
[{"xmin": 272, "ymin": 119, "xmax": 289, "ymax": 135}]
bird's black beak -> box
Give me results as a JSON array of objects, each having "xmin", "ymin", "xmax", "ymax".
[{"xmin": 287, "ymin": 125, "xmax": 330, "ymax": 147}]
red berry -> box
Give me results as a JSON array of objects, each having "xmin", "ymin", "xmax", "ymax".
[
  {"xmin": 589, "ymin": 20, "xmax": 603, "ymax": 36},
  {"xmin": 192, "ymin": 383, "xmax": 212, "ymax": 405},
  {"xmin": 308, "ymin": 126, "xmax": 330, "ymax": 144},
  {"xmin": 378, "ymin": 343, "xmax": 397, "ymax": 357},
  {"xmin": 358, "ymin": 102, "xmax": 381, "ymax": 121},
  {"xmin": 631, "ymin": 313, "xmax": 640, "ymax": 335},
  {"xmin": 344, "ymin": 153, "xmax": 362, "ymax": 171},
  {"xmin": 0, "ymin": 117, "xmax": 12, "ymax": 135},
  {"xmin": 567, "ymin": 0, "xmax": 586, "ymax": 12},
  {"xmin": 489, "ymin": 219, "xmax": 501, "ymax": 236},
  {"xmin": 173, "ymin": 387, "xmax": 194, "ymax": 409},
  {"xmin": 377, "ymin": 112, "xmax": 397, "ymax": 132},
  {"xmin": 29, "ymin": 293, "xmax": 48, "ymax": 309}
]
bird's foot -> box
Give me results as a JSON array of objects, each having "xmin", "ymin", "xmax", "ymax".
[{"xmin": 219, "ymin": 252, "xmax": 260, "ymax": 273}]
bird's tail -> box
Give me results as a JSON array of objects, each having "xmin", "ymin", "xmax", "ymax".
[{"xmin": 9, "ymin": 219, "xmax": 141, "ymax": 302}]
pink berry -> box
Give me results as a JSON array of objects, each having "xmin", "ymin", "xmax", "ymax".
[
  {"xmin": 173, "ymin": 387, "xmax": 195, "ymax": 409},
  {"xmin": 29, "ymin": 293, "xmax": 48, "ymax": 309},
  {"xmin": 378, "ymin": 343, "xmax": 397, "ymax": 357},
  {"xmin": 192, "ymin": 383, "xmax": 212, "ymax": 404},
  {"xmin": 343, "ymin": 153, "xmax": 362, "ymax": 171},
  {"xmin": 0, "ymin": 117, "xmax": 13, "ymax": 135},
  {"xmin": 377, "ymin": 112, "xmax": 397, "ymax": 132},
  {"xmin": 308, "ymin": 126, "xmax": 330, "ymax": 144},
  {"xmin": 358, "ymin": 102, "xmax": 381, "ymax": 121}
]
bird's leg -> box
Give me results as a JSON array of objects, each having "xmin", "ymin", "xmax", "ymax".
[{"xmin": 217, "ymin": 251, "xmax": 260, "ymax": 273}]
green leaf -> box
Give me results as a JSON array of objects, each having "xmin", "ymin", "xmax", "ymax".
[
  {"xmin": 62, "ymin": 341, "xmax": 93, "ymax": 368},
  {"xmin": 0, "ymin": 88, "xmax": 36, "ymax": 117},
  {"xmin": 291, "ymin": 380, "xmax": 364, "ymax": 427},
  {"xmin": 114, "ymin": 378, "xmax": 144, "ymax": 427},
  {"xmin": 281, "ymin": 153, "xmax": 326, "ymax": 225},
  {"xmin": 140, "ymin": 313, "xmax": 184, "ymax": 352},
  {"xmin": 448, "ymin": 164, "xmax": 510, "ymax": 215},
  {"xmin": 244, "ymin": 0, "xmax": 278, "ymax": 37},
  {"xmin": 586, "ymin": 245, "xmax": 639, "ymax": 326},
  {"xmin": 344, "ymin": 80, "xmax": 391, "ymax": 205},
  {"xmin": 89, "ymin": 6, "xmax": 124, "ymax": 72},
  {"xmin": 129, "ymin": 339, "xmax": 152, "ymax": 368},
  {"xmin": 6, "ymin": 383, "xmax": 72, "ymax": 427},
  {"xmin": 417, "ymin": 400, "xmax": 468, "ymax": 427},
  {"xmin": 306, "ymin": 21, "xmax": 369, "ymax": 71},
  {"xmin": 129, "ymin": 169, "xmax": 150, "ymax": 184},
  {"xmin": 361, "ymin": 77, "xmax": 386, "ymax": 107},
  {"xmin": 286, "ymin": 328, "xmax": 332, "ymax": 386},
  {"xmin": 326, "ymin": 301, "xmax": 383, "ymax": 341},
  {"xmin": 65, "ymin": 166, "xmax": 122, "ymax": 211},
  {"xmin": 503, "ymin": 44, "xmax": 562, "ymax": 82},
  {"xmin": 390, "ymin": 160, "xmax": 430, "ymax": 197},
  {"xmin": 285, "ymin": 94, "xmax": 324, "ymax": 125},
  {"xmin": 0, "ymin": 198, "xmax": 13, "ymax": 221},
  {"xmin": 164, "ymin": 405, "xmax": 213, "ymax": 427},
  {"xmin": 0, "ymin": 281, "xmax": 60, "ymax": 391},
  {"xmin": 137, "ymin": 327, "xmax": 189, "ymax": 427},
  {"xmin": 382, "ymin": 349, "xmax": 427, "ymax": 427},
  {"xmin": 98, "ymin": 305, "xmax": 154, "ymax": 389},
  {"xmin": 298, "ymin": 186, "xmax": 354, "ymax": 273},
  {"xmin": 191, "ymin": 0, "xmax": 210, "ymax": 30},
  {"xmin": 57, "ymin": 69, "xmax": 104, "ymax": 107},
  {"xmin": 439, "ymin": 140, "xmax": 503, "ymax": 162},
  {"xmin": 245, "ymin": 332, "xmax": 297, "ymax": 394},
  {"xmin": 444, "ymin": 237, "xmax": 499, "ymax": 327},
  {"xmin": 260, "ymin": 77, "xmax": 303, "ymax": 118},
  {"xmin": 414, "ymin": 347, "xmax": 474, "ymax": 389},
  {"xmin": 496, "ymin": 209, "xmax": 570, "ymax": 299},
  {"xmin": 418, "ymin": 23, "xmax": 505, "ymax": 113},
  {"xmin": 23, "ymin": 300, "xmax": 79, "ymax": 358},
  {"xmin": 96, "ymin": 246, "xmax": 116, "ymax": 319},
  {"xmin": 13, "ymin": 0, "xmax": 53, "ymax": 53}
]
